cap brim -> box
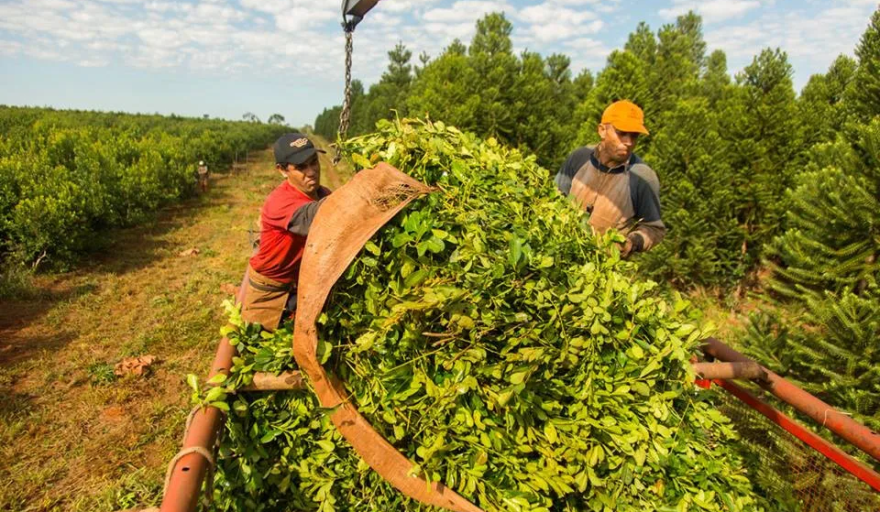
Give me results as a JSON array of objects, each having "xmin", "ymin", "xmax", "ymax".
[
  {"xmin": 286, "ymin": 147, "xmax": 325, "ymax": 165},
  {"xmin": 611, "ymin": 120, "xmax": 649, "ymax": 135}
]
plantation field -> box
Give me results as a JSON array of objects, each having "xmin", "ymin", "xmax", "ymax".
[
  {"xmin": 0, "ymin": 5, "xmax": 878, "ymax": 507},
  {"xmin": 0, "ymin": 107, "xmax": 288, "ymax": 273},
  {"xmin": 0, "ymin": 140, "xmax": 349, "ymax": 511}
]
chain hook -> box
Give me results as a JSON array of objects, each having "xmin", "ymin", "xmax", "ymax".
[{"xmin": 334, "ymin": 7, "xmax": 360, "ymax": 166}]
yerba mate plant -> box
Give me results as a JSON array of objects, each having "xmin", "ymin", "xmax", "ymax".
[{"xmin": 203, "ymin": 119, "xmax": 763, "ymax": 512}]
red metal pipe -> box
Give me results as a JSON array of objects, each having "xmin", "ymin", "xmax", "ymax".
[
  {"xmin": 715, "ymin": 379, "xmax": 880, "ymax": 493},
  {"xmin": 691, "ymin": 361, "xmax": 767, "ymax": 381},
  {"xmin": 702, "ymin": 337, "xmax": 880, "ymax": 463},
  {"xmin": 159, "ymin": 271, "xmax": 249, "ymax": 512}
]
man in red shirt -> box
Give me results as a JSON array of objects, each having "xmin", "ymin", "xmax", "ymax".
[{"xmin": 242, "ymin": 133, "xmax": 331, "ymax": 330}]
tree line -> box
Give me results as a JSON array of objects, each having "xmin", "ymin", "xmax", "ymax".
[{"xmin": 316, "ymin": 8, "xmax": 880, "ymax": 439}]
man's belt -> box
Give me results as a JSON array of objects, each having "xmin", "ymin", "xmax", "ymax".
[{"xmin": 247, "ymin": 277, "xmax": 296, "ymax": 294}]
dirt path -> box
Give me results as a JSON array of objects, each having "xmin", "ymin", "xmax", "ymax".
[
  {"xmin": 314, "ymin": 134, "xmax": 351, "ymax": 189},
  {"xmin": 0, "ymin": 146, "xmax": 349, "ymax": 511}
]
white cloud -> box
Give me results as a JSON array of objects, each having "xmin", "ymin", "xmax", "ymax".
[
  {"xmin": 144, "ymin": 2, "xmax": 194, "ymax": 14},
  {"xmin": 518, "ymin": 4, "xmax": 596, "ymax": 24},
  {"xmin": 78, "ymin": 57, "xmax": 109, "ymax": 67},
  {"xmin": 423, "ymin": 1, "xmax": 513, "ymax": 23},
  {"xmin": 516, "ymin": 4, "xmax": 601, "ymax": 43},
  {"xmin": 565, "ymin": 36, "xmax": 611, "ymax": 58},
  {"xmin": 659, "ymin": 0, "xmax": 761, "ymax": 24},
  {"xmin": 704, "ymin": 3, "xmax": 873, "ymax": 60},
  {"xmin": 381, "ymin": 0, "xmax": 443, "ymax": 13},
  {"xmin": 0, "ymin": 40, "xmax": 22, "ymax": 56},
  {"xmin": 129, "ymin": 45, "xmax": 185, "ymax": 68},
  {"xmin": 368, "ymin": 12, "xmax": 404, "ymax": 27},
  {"xmin": 0, "ymin": 0, "xmax": 615, "ymax": 84}
]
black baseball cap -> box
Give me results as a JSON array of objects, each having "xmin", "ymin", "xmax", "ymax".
[{"xmin": 274, "ymin": 133, "xmax": 325, "ymax": 166}]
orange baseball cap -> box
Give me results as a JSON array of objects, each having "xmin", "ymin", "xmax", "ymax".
[{"xmin": 601, "ymin": 100, "xmax": 649, "ymax": 135}]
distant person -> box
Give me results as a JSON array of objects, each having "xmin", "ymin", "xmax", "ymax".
[
  {"xmin": 241, "ymin": 133, "xmax": 330, "ymax": 330},
  {"xmin": 555, "ymin": 100, "xmax": 666, "ymax": 258},
  {"xmin": 197, "ymin": 160, "xmax": 209, "ymax": 193}
]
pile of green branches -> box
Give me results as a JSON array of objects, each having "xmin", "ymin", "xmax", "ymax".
[{"xmin": 203, "ymin": 118, "xmax": 763, "ymax": 512}]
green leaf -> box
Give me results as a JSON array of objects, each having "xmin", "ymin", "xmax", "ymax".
[
  {"xmin": 260, "ymin": 430, "xmax": 280, "ymax": 443},
  {"xmin": 508, "ymin": 236, "xmax": 523, "ymax": 266},
  {"xmin": 639, "ymin": 359, "xmax": 661, "ymax": 378},
  {"xmin": 210, "ymin": 401, "xmax": 229, "ymax": 412},
  {"xmin": 207, "ymin": 373, "xmax": 227, "ymax": 385},
  {"xmin": 317, "ymin": 339, "xmax": 333, "ymax": 365},
  {"xmin": 365, "ymin": 240, "xmax": 381, "ymax": 256},
  {"xmin": 630, "ymin": 345, "xmax": 644, "ymax": 360},
  {"xmin": 426, "ymin": 236, "xmax": 445, "ymax": 253},
  {"xmin": 544, "ymin": 422, "xmax": 558, "ymax": 444},
  {"xmin": 351, "ymin": 152, "xmax": 371, "ymax": 169},
  {"xmin": 632, "ymin": 382, "xmax": 651, "ymax": 396},
  {"xmin": 205, "ymin": 387, "xmax": 226, "ymax": 403},
  {"xmin": 404, "ymin": 269, "xmax": 428, "ymax": 289},
  {"xmin": 392, "ymin": 232, "xmax": 413, "ymax": 247}
]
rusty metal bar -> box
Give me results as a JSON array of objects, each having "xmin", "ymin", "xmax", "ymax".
[
  {"xmin": 159, "ymin": 271, "xmax": 249, "ymax": 512},
  {"xmin": 702, "ymin": 337, "xmax": 880, "ymax": 463},
  {"xmin": 715, "ymin": 378, "xmax": 880, "ymax": 493},
  {"xmin": 242, "ymin": 371, "xmax": 304, "ymax": 391},
  {"xmin": 692, "ymin": 361, "xmax": 767, "ymax": 381}
]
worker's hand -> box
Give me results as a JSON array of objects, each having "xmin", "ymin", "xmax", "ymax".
[{"xmin": 617, "ymin": 238, "xmax": 634, "ymax": 259}]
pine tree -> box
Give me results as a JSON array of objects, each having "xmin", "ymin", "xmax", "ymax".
[
  {"xmin": 674, "ymin": 12, "xmax": 707, "ymax": 71},
  {"xmin": 847, "ymin": 7, "xmax": 880, "ymax": 122},
  {"xmin": 510, "ymin": 52, "xmax": 575, "ymax": 169},
  {"xmin": 313, "ymin": 105, "xmax": 341, "ymax": 140},
  {"xmin": 650, "ymin": 12, "xmax": 706, "ymax": 126},
  {"xmin": 745, "ymin": 285, "xmax": 880, "ymax": 432},
  {"xmin": 468, "ymin": 13, "xmax": 519, "ymax": 141},
  {"xmin": 359, "ymin": 43, "xmax": 414, "ymax": 133},
  {"xmin": 572, "ymin": 68, "xmax": 594, "ymax": 102},
  {"xmin": 406, "ymin": 42, "xmax": 481, "ymax": 132},
  {"xmin": 639, "ymin": 97, "xmax": 743, "ymax": 286},
  {"xmin": 766, "ymin": 120, "xmax": 880, "ymax": 298},
  {"xmin": 624, "ymin": 22, "xmax": 657, "ymax": 66},
  {"xmin": 721, "ymin": 48, "xmax": 801, "ymax": 272},
  {"xmin": 766, "ymin": 15, "xmax": 880, "ymax": 298},
  {"xmin": 702, "ymin": 49, "xmax": 731, "ymax": 106},
  {"xmin": 798, "ymin": 55, "xmax": 857, "ymax": 148}
]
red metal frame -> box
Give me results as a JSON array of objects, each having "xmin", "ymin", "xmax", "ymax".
[
  {"xmin": 702, "ymin": 338, "xmax": 880, "ymax": 464},
  {"xmin": 715, "ymin": 378, "xmax": 880, "ymax": 493},
  {"xmin": 159, "ymin": 272, "xmax": 247, "ymax": 512}
]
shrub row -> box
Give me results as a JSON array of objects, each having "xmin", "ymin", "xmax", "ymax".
[{"xmin": 0, "ymin": 106, "xmax": 287, "ymax": 269}]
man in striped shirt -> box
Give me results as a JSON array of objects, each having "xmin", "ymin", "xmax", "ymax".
[{"xmin": 555, "ymin": 100, "xmax": 666, "ymax": 258}]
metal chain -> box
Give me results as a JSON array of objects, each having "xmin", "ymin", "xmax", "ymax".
[{"xmin": 333, "ymin": 29, "xmax": 354, "ymax": 165}]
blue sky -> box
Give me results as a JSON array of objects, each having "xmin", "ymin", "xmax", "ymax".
[{"xmin": 1, "ymin": 0, "xmax": 877, "ymax": 127}]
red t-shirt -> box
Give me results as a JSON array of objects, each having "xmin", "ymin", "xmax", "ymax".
[{"xmin": 249, "ymin": 181, "xmax": 330, "ymax": 284}]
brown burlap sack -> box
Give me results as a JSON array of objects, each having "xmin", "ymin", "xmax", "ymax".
[{"xmin": 292, "ymin": 163, "xmax": 482, "ymax": 512}]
